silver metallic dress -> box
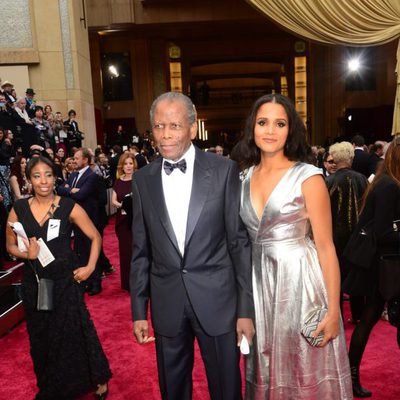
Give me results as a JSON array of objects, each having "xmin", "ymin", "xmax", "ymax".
[{"xmin": 240, "ymin": 162, "xmax": 352, "ymax": 400}]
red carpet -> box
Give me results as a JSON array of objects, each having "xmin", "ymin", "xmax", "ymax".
[{"xmin": 0, "ymin": 217, "xmax": 399, "ymax": 399}]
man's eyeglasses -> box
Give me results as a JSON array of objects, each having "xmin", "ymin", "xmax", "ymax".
[{"xmin": 326, "ymin": 160, "xmax": 336, "ymax": 164}]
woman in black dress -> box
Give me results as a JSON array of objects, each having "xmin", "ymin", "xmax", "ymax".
[
  {"xmin": 112, "ymin": 152, "xmax": 137, "ymax": 290},
  {"xmin": 344, "ymin": 138, "xmax": 400, "ymax": 397},
  {"xmin": 6, "ymin": 156, "xmax": 111, "ymax": 399}
]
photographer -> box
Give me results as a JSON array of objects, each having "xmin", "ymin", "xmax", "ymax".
[
  {"xmin": 53, "ymin": 111, "xmax": 68, "ymax": 152},
  {"xmin": 31, "ymin": 106, "xmax": 55, "ymax": 151},
  {"xmin": 64, "ymin": 109, "xmax": 84, "ymax": 154}
]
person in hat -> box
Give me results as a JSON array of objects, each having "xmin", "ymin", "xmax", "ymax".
[
  {"xmin": 2, "ymin": 81, "xmax": 16, "ymax": 104},
  {"xmin": 25, "ymin": 88, "xmax": 37, "ymax": 118}
]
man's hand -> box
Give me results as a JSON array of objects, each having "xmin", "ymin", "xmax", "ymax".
[
  {"xmin": 133, "ymin": 320, "xmax": 155, "ymax": 344},
  {"xmin": 71, "ymin": 188, "xmax": 80, "ymax": 193},
  {"xmin": 236, "ymin": 317, "xmax": 255, "ymax": 346}
]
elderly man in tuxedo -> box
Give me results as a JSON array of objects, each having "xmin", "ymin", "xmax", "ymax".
[{"xmin": 130, "ymin": 92, "xmax": 254, "ymax": 400}]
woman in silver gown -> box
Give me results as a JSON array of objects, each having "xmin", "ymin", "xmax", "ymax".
[{"xmin": 236, "ymin": 94, "xmax": 352, "ymax": 399}]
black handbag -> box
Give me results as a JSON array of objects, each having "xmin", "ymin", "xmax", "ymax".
[
  {"xmin": 28, "ymin": 260, "xmax": 54, "ymax": 311},
  {"xmin": 37, "ymin": 278, "xmax": 54, "ymax": 311},
  {"xmin": 379, "ymin": 230, "xmax": 400, "ymax": 301},
  {"xmin": 343, "ymin": 220, "xmax": 377, "ymax": 269}
]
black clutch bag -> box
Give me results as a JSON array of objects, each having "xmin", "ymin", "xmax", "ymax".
[
  {"xmin": 37, "ymin": 278, "xmax": 54, "ymax": 311},
  {"xmin": 301, "ymin": 308, "xmax": 327, "ymax": 347},
  {"xmin": 121, "ymin": 192, "xmax": 133, "ymax": 224}
]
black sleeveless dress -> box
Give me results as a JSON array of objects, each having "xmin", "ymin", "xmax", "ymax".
[{"xmin": 14, "ymin": 197, "xmax": 111, "ymax": 400}]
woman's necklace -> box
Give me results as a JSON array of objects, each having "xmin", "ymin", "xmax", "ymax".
[{"xmin": 32, "ymin": 196, "xmax": 59, "ymax": 225}]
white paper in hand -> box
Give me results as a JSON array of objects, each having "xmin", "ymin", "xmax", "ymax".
[
  {"xmin": 37, "ymin": 238, "xmax": 55, "ymax": 267},
  {"xmin": 9, "ymin": 221, "xmax": 28, "ymax": 252},
  {"xmin": 240, "ymin": 335, "xmax": 250, "ymax": 355}
]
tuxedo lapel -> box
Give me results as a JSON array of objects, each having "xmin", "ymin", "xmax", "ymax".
[
  {"xmin": 76, "ymin": 168, "xmax": 90, "ymax": 187},
  {"xmin": 145, "ymin": 159, "xmax": 181, "ymax": 256},
  {"xmin": 185, "ymin": 149, "xmax": 211, "ymax": 248},
  {"xmin": 68, "ymin": 171, "xmax": 79, "ymax": 187}
]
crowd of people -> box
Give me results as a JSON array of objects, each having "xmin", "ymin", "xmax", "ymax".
[{"xmin": 1, "ymin": 85, "xmax": 400, "ymax": 400}]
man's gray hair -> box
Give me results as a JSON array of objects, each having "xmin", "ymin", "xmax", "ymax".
[
  {"xmin": 329, "ymin": 141, "xmax": 354, "ymax": 164},
  {"xmin": 149, "ymin": 92, "xmax": 197, "ymax": 125}
]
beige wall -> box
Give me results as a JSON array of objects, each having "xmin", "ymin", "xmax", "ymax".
[
  {"xmin": 0, "ymin": 0, "xmax": 97, "ymax": 149},
  {"xmin": 0, "ymin": 66, "xmax": 30, "ymax": 98}
]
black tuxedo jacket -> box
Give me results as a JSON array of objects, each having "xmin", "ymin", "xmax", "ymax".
[
  {"xmin": 352, "ymin": 149, "xmax": 371, "ymax": 177},
  {"xmin": 57, "ymin": 168, "xmax": 99, "ymax": 223},
  {"xmin": 130, "ymin": 147, "xmax": 253, "ymax": 337}
]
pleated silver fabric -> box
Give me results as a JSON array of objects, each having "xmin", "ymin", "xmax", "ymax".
[{"xmin": 240, "ymin": 162, "xmax": 352, "ymax": 400}]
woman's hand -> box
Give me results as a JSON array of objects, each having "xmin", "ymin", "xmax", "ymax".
[
  {"xmin": 22, "ymin": 237, "xmax": 40, "ymax": 260},
  {"xmin": 313, "ymin": 311, "xmax": 340, "ymax": 347},
  {"xmin": 73, "ymin": 266, "xmax": 94, "ymax": 283}
]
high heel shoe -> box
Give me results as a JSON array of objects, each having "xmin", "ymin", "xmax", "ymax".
[
  {"xmin": 351, "ymin": 366, "xmax": 372, "ymax": 398},
  {"xmin": 95, "ymin": 384, "xmax": 108, "ymax": 400}
]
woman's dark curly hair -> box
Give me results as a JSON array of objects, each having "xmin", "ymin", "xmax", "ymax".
[
  {"xmin": 10, "ymin": 155, "xmax": 27, "ymax": 189},
  {"xmin": 232, "ymin": 94, "xmax": 313, "ymax": 170}
]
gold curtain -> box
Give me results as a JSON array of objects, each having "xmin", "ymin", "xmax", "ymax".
[{"xmin": 246, "ymin": 0, "xmax": 400, "ymax": 134}]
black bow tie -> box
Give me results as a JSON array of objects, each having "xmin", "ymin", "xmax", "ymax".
[{"xmin": 163, "ymin": 159, "xmax": 187, "ymax": 175}]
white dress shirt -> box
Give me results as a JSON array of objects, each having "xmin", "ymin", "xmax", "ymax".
[
  {"xmin": 162, "ymin": 144, "xmax": 195, "ymax": 256},
  {"xmin": 73, "ymin": 165, "xmax": 90, "ymax": 187}
]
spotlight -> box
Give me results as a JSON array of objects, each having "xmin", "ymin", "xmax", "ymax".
[
  {"xmin": 348, "ymin": 58, "xmax": 360, "ymax": 72},
  {"xmin": 108, "ymin": 65, "xmax": 119, "ymax": 77}
]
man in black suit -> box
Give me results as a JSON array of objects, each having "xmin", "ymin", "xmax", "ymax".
[
  {"xmin": 368, "ymin": 140, "xmax": 384, "ymax": 176},
  {"xmin": 130, "ymin": 92, "xmax": 254, "ymax": 400},
  {"xmin": 129, "ymin": 144, "xmax": 147, "ymax": 169},
  {"xmin": 57, "ymin": 148, "xmax": 102, "ymax": 295},
  {"xmin": 351, "ymin": 134, "xmax": 371, "ymax": 177}
]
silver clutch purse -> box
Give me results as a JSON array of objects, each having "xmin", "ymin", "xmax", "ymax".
[{"xmin": 301, "ymin": 308, "xmax": 327, "ymax": 347}]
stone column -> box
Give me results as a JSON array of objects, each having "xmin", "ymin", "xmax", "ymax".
[{"xmin": 0, "ymin": 0, "xmax": 97, "ymax": 149}]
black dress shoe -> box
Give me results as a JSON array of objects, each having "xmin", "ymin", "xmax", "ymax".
[{"xmin": 88, "ymin": 286, "xmax": 102, "ymax": 296}]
